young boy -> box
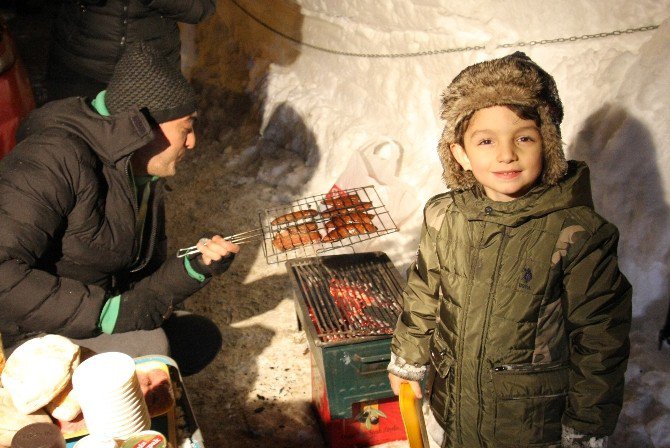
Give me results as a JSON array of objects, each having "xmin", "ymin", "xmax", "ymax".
[{"xmin": 387, "ymin": 52, "xmax": 632, "ymax": 448}]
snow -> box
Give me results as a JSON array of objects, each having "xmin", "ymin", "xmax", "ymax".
[{"xmin": 201, "ymin": 1, "xmax": 670, "ymax": 446}]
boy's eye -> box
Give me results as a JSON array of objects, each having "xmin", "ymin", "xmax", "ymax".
[
  {"xmin": 478, "ymin": 138, "xmax": 493, "ymax": 145},
  {"xmin": 518, "ymin": 136, "xmax": 535, "ymax": 143}
]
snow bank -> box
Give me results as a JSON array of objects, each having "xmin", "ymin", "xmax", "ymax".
[
  {"xmin": 195, "ymin": 1, "xmax": 670, "ymax": 444},
  {"xmin": 204, "ymin": 0, "xmax": 669, "ymax": 309}
]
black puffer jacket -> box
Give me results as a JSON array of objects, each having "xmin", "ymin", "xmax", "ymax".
[
  {"xmin": 0, "ymin": 98, "xmax": 205, "ymax": 349},
  {"xmin": 50, "ymin": 0, "xmax": 216, "ymax": 83}
]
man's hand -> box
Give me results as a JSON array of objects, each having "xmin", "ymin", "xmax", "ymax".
[
  {"xmin": 189, "ymin": 235, "xmax": 240, "ymax": 277},
  {"xmin": 389, "ymin": 373, "xmax": 422, "ymax": 399},
  {"xmin": 195, "ymin": 235, "xmax": 239, "ymax": 265}
]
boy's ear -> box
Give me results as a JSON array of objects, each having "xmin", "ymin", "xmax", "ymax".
[{"xmin": 450, "ymin": 143, "xmax": 472, "ymax": 171}]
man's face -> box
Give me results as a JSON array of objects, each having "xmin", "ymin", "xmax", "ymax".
[{"xmin": 132, "ymin": 113, "xmax": 197, "ymax": 177}]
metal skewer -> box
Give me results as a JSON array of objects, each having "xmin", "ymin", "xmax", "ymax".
[{"xmin": 176, "ymin": 228, "xmax": 263, "ymax": 258}]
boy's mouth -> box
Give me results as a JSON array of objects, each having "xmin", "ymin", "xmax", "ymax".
[{"xmin": 493, "ymin": 170, "xmax": 522, "ymax": 179}]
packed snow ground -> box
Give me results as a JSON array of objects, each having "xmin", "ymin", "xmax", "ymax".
[
  {"xmin": 7, "ymin": 2, "xmax": 669, "ymax": 447},
  {"xmin": 193, "ymin": 1, "xmax": 670, "ymax": 446}
]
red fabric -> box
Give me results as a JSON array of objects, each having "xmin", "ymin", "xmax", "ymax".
[{"xmin": 0, "ymin": 32, "xmax": 35, "ymax": 160}]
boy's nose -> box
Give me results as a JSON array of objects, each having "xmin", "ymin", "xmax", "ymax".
[{"xmin": 497, "ymin": 141, "xmax": 517, "ymax": 163}]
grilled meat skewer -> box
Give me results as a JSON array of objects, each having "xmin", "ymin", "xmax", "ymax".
[
  {"xmin": 322, "ymin": 193, "xmax": 362, "ymax": 208},
  {"xmin": 320, "ymin": 202, "xmax": 373, "ymax": 219},
  {"xmin": 285, "ymin": 222, "xmax": 318, "ymax": 234},
  {"xmin": 270, "ymin": 208, "xmax": 318, "ymax": 225},
  {"xmin": 272, "ymin": 224, "xmax": 321, "ymax": 251},
  {"xmin": 321, "ymin": 222, "xmax": 377, "ymax": 242},
  {"xmin": 324, "ymin": 212, "xmax": 373, "ymax": 231}
]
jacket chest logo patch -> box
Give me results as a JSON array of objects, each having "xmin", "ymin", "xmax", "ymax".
[{"xmin": 519, "ymin": 267, "xmax": 533, "ymax": 290}]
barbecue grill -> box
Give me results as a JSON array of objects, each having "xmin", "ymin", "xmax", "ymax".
[
  {"xmin": 287, "ymin": 252, "xmax": 407, "ymax": 447},
  {"xmin": 177, "ymin": 185, "xmax": 398, "ymax": 265},
  {"xmin": 260, "ymin": 185, "xmax": 398, "ymax": 264}
]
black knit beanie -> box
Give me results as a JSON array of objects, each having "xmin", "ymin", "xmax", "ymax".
[{"xmin": 105, "ymin": 42, "xmax": 197, "ymax": 123}]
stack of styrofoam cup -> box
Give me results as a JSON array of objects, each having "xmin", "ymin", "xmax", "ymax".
[{"xmin": 72, "ymin": 352, "xmax": 150, "ymax": 441}]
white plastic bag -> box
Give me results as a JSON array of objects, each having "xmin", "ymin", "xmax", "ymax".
[{"xmin": 330, "ymin": 138, "xmax": 419, "ymax": 229}]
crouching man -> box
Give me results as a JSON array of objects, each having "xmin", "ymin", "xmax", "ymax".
[{"xmin": 0, "ymin": 42, "xmax": 237, "ymax": 376}]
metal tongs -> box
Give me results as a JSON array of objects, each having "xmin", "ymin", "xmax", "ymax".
[{"xmin": 176, "ymin": 228, "xmax": 263, "ymax": 258}]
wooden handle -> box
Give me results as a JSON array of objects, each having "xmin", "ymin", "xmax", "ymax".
[{"xmin": 399, "ymin": 382, "xmax": 429, "ymax": 448}]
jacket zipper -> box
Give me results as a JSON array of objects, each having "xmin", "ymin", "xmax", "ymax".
[
  {"xmin": 476, "ymin": 225, "xmax": 508, "ymax": 447},
  {"xmin": 490, "ymin": 361, "xmax": 569, "ymax": 400},
  {"xmin": 492, "ymin": 360, "xmax": 566, "ymax": 373},
  {"xmin": 454, "ymin": 224, "xmax": 486, "ymax": 443},
  {"xmin": 130, "ymin": 181, "xmax": 159, "ymax": 273},
  {"xmin": 124, "ymin": 160, "xmax": 157, "ymax": 273},
  {"xmin": 493, "ymin": 392, "xmax": 567, "ymax": 401},
  {"xmin": 125, "ymin": 160, "xmax": 141, "ymax": 267}
]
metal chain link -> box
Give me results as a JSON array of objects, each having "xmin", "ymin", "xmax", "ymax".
[
  {"xmin": 497, "ymin": 25, "xmax": 659, "ymax": 49},
  {"xmin": 229, "ymin": 0, "xmax": 659, "ymax": 58},
  {"xmin": 299, "ymin": 45, "xmax": 488, "ymax": 58},
  {"xmin": 229, "ymin": 0, "xmax": 485, "ymax": 57}
]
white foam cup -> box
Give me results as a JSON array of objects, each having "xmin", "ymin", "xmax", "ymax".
[
  {"xmin": 72, "ymin": 352, "xmax": 150, "ymax": 439},
  {"xmin": 73, "ymin": 434, "xmax": 119, "ymax": 448}
]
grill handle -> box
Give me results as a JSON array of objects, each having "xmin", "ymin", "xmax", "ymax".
[{"xmin": 352, "ymin": 353, "xmax": 391, "ymax": 375}]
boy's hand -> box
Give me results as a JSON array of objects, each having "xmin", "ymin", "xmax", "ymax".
[{"xmin": 388, "ymin": 373, "xmax": 422, "ymax": 399}]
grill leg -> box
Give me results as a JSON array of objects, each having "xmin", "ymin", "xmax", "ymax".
[{"xmin": 296, "ymin": 312, "xmax": 303, "ymax": 331}]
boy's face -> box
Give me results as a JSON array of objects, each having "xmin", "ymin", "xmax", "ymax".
[{"xmin": 450, "ymin": 106, "xmax": 543, "ymax": 202}]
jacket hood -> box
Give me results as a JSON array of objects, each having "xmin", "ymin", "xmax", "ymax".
[
  {"xmin": 437, "ymin": 52, "xmax": 568, "ymax": 191},
  {"xmin": 452, "ymin": 160, "xmax": 593, "ymax": 227},
  {"xmin": 16, "ymin": 97, "xmax": 156, "ymax": 167}
]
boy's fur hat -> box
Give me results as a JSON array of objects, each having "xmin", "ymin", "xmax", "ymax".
[{"xmin": 437, "ymin": 52, "xmax": 568, "ymax": 191}]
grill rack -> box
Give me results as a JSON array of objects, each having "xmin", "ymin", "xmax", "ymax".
[
  {"xmin": 287, "ymin": 252, "xmax": 404, "ymax": 346},
  {"xmin": 259, "ymin": 185, "xmax": 398, "ymax": 264}
]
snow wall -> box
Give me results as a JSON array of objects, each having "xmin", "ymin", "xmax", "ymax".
[{"xmin": 194, "ymin": 0, "xmax": 670, "ymax": 329}]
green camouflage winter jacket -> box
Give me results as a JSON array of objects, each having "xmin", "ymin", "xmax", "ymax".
[{"xmin": 391, "ymin": 161, "xmax": 631, "ymax": 447}]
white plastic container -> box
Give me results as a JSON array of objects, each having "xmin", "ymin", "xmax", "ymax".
[{"xmin": 72, "ymin": 353, "xmax": 150, "ymax": 440}]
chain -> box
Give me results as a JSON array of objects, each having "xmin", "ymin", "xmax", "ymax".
[
  {"xmin": 228, "ymin": 0, "xmax": 483, "ymax": 57},
  {"xmin": 229, "ymin": 0, "xmax": 659, "ymax": 58},
  {"xmin": 497, "ymin": 25, "xmax": 659, "ymax": 49},
  {"xmin": 295, "ymin": 45, "xmax": 487, "ymax": 58}
]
